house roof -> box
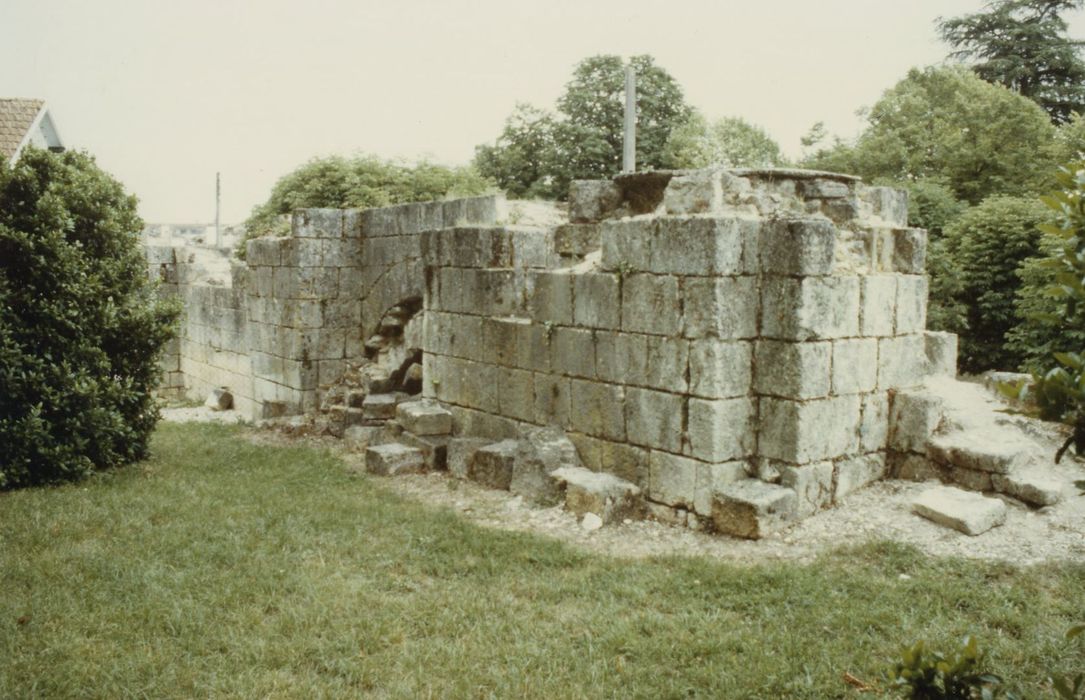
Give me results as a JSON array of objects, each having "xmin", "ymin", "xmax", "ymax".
[{"xmin": 0, "ymin": 98, "xmax": 47, "ymax": 163}]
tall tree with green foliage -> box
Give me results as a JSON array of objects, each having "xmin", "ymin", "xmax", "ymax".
[
  {"xmin": 0, "ymin": 149, "xmax": 179, "ymax": 488},
  {"xmin": 474, "ymin": 104, "xmax": 556, "ymax": 199},
  {"xmin": 661, "ymin": 112, "xmax": 785, "ymax": 169},
  {"xmin": 938, "ymin": 0, "xmax": 1085, "ymax": 124}
]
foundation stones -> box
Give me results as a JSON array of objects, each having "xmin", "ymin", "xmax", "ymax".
[
  {"xmin": 469, "ymin": 439, "xmax": 519, "ymax": 490},
  {"xmin": 366, "ymin": 443, "xmax": 425, "ymax": 476},
  {"xmin": 551, "ymin": 466, "xmax": 642, "ymax": 524},
  {"xmin": 712, "ymin": 480, "xmax": 798, "ymax": 540}
]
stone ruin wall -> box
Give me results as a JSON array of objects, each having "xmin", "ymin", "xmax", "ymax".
[{"xmin": 146, "ymin": 168, "xmax": 959, "ymax": 537}]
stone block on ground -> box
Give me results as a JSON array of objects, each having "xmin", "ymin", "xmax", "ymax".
[
  {"xmin": 991, "ymin": 469, "xmax": 1062, "ymax": 507},
  {"xmin": 448, "ymin": 437, "xmax": 490, "ymax": 480},
  {"xmin": 711, "ymin": 479, "xmax": 798, "ymax": 540},
  {"xmin": 469, "ymin": 439, "xmax": 520, "ymax": 490},
  {"xmin": 365, "ymin": 443, "xmax": 425, "ymax": 476},
  {"xmin": 912, "ymin": 486, "xmax": 1007, "ymax": 536},
  {"xmin": 569, "ymin": 180, "xmax": 622, "ymax": 222},
  {"xmin": 550, "ymin": 466, "xmax": 643, "ymax": 524},
  {"xmin": 397, "ymin": 432, "xmax": 449, "ymax": 471},
  {"xmin": 927, "ymin": 432, "xmax": 1034, "ymax": 474},
  {"xmin": 343, "ymin": 425, "xmax": 384, "ymax": 452},
  {"xmin": 510, "ymin": 426, "xmax": 579, "ymax": 506},
  {"xmin": 362, "ymin": 393, "xmax": 398, "ymax": 420},
  {"xmin": 888, "ymin": 390, "xmax": 944, "ymax": 453},
  {"xmin": 204, "ymin": 387, "xmax": 233, "ymax": 411},
  {"xmin": 396, "ymin": 400, "xmax": 453, "ymax": 436}
]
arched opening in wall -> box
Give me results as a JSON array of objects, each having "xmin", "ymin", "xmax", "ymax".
[{"xmin": 362, "ymin": 297, "xmax": 424, "ymax": 395}]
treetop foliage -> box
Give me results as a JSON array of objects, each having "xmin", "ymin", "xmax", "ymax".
[{"xmin": 661, "ymin": 112, "xmax": 785, "ymax": 170}]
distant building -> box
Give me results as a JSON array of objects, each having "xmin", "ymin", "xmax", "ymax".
[{"xmin": 0, "ymin": 98, "xmax": 64, "ymax": 165}]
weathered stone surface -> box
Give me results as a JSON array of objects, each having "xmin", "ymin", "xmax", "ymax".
[
  {"xmin": 551, "ymin": 466, "xmax": 642, "ymax": 523},
  {"xmin": 621, "ymin": 273, "xmax": 681, "ymax": 336},
  {"xmin": 889, "ymin": 390, "xmax": 944, "ymax": 453},
  {"xmin": 712, "ymin": 479, "xmax": 798, "ymax": 539},
  {"xmin": 648, "ymin": 451, "xmax": 699, "ymax": 508},
  {"xmin": 859, "ymin": 393, "xmax": 890, "ymax": 452},
  {"xmin": 510, "ymin": 427, "xmax": 578, "ymax": 506},
  {"xmin": 799, "ymin": 178, "xmax": 850, "ymax": 199},
  {"xmin": 448, "ymin": 437, "xmax": 489, "ymax": 480},
  {"xmin": 651, "ymin": 217, "xmax": 747, "ymax": 276},
  {"xmin": 861, "ymin": 186, "xmax": 909, "ymax": 226},
  {"xmin": 343, "ymin": 425, "xmax": 384, "ymax": 452},
  {"xmin": 396, "ymin": 400, "xmax": 453, "ymax": 436},
  {"xmin": 754, "ymin": 340, "xmax": 831, "ymax": 399},
  {"xmin": 362, "ymin": 393, "xmax": 398, "ymax": 420},
  {"xmin": 991, "ymin": 470, "xmax": 1062, "ymax": 507},
  {"xmin": 569, "ymin": 379, "xmax": 625, "ymax": 441},
  {"xmin": 912, "ymin": 486, "xmax": 1007, "ymax": 535},
  {"xmin": 204, "ymin": 387, "xmax": 233, "ymax": 411},
  {"xmin": 692, "ymin": 461, "xmax": 748, "ymax": 516},
  {"xmin": 761, "ymin": 277, "xmax": 860, "ymax": 341},
  {"xmin": 780, "ymin": 462, "xmax": 834, "ymax": 517},
  {"xmin": 687, "ymin": 398, "xmax": 756, "ymax": 462},
  {"xmin": 573, "ymin": 273, "xmax": 621, "ymax": 328},
  {"xmin": 397, "ymin": 432, "xmax": 449, "ymax": 471},
  {"xmin": 550, "ymin": 327, "xmax": 596, "ymax": 379},
  {"xmin": 831, "ymin": 339, "xmax": 878, "ymax": 394},
  {"xmin": 892, "ymin": 453, "xmax": 943, "ymax": 481},
  {"xmin": 469, "ymin": 439, "xmax": 520, "ymax": 490},
  {"xmin": 925, "ymin": 331, "xmax": 958, "ymax": 378},
  {"xmin": 553, "ymin": 224, "xmax": 601, "ymax": 258},
  {"xmin": 366, "ymin": 443, "xmax": 425, "ymax": 476},
  {"xmin": 569, "ymin": 180, "xmax": 622, "ymax": 223},
  {"xmin": 927, "ymin": 432, "xmax": 1034, "ymax": 474},
  {"xmin": 895, "ymin": 275, "xmax": 928, "ymax": 334},
  {"xmin": 625, "ymin": 387, "xmax": 684, "ymax": 453},
  {"xmin": 689, "ymin": 340, "xmax": 751, "ymax": 399},
  {"xmin": 682, "ymin": 276, "xmax": 759, "ymax": 339},
  {"xmin": 759, "ymin": 396, "xmax": 860, "ymax": 464},
  {"xmin": 760, "ymin": 218, "xmax": 836, "ymax": 275},
  {"xmin": 600, "ymin": 219, "xmax": 652, "ymax": 272},
  {"xmin": 860, "ymin": 275, "xmax": 896, "ymax": 337},
  {"xmin": 833, "ymin": 453, "xmax": 887, "ymax": 502},
  {"xmin": 877, "ymin": 335, "xmax": 926, "ymax": 390},
  {"xmin": 663, "ymin": 171, "xmax": 722, "ymax": 214},
  {"xmin": 891, "ymin": 228, "xmax": 927, "ymax": 274}
]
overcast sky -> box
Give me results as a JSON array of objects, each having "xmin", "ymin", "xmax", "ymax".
[{"xmin": 4, "ymin": 0, "xmax": 1084, "ymax": 224}]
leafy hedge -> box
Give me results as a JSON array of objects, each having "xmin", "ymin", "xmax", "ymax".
[{"xmin": 0, "ymin": 149, "xmax": 179, "ymax": 487}]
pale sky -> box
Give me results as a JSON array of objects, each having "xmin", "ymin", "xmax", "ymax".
[{"xmin": 4, "ymin": 0, "xmax": 1083, "ymax": 224}]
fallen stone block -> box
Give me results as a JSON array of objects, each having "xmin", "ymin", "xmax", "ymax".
[
  {"xmin": 912, "ymin": 486, "xmax": 1007, "ymax": 536},
  {"xmin": 448, "ymin": 438, "xmax": 490, "ymax": 480},
  {"xmin": 396, "ymin": 400, "xmax": 453, "ymax": 436},
  {"xmin": 569, "ymin": 180, "xmax": 622, "ymax": 223},
  {"xmin": 889, "ymin": 390, "xmax": 944, "ymax": 453},
  {"xmin": 365, "ymin": 443, "xmax": 425, "ymax": 476},
  {"xmin": 927, "ymin": 432, "xmax": 1034, "ymax": 474},
  {"xmin": 510, "ymin": 426, "xmax": 578, "ymax": 506},
  {"xmin": 362, "ymin": 393, "xmax": 398, "ymax": 420},
  {"xmin": 712, "ymin": 480, "xmax": 798, "ymax": 540},
  {"xmin": 469, "ymin": 439, "xmax": 520, "ymax": 490},
  {"xmin": 398, "ymin": 432, "xmax": 449, "ymax": 471},
  {"xmin": 992, "ymin": 469, "xmax": 1062, "ymax": 507},
  {"xmin": 204, "ymin": 387, "xmax": 233, "ymax": 411},
  {"xmin": 550, "ymin": 466, "xmax": 642, "ymax": 524}
]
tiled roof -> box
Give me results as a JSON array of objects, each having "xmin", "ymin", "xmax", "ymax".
[{"xmin": 0, "ymin": 98, "xmax": 45, "ymax": 163}]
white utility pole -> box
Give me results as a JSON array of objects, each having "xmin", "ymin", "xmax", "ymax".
[
  {"xmin": 214, "ymin": 172, "xmax": 221, "ymax": 248},
  {"xmin": 623, "ymin": 63, "xmax": 636, "ymax": 173}
]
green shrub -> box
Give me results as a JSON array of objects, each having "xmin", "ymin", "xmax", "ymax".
[
  {"xmin": 940, "ymin": 195, "xmax": 1050, "ymax": 373},
  {"xmin": 0, "ymin": 148, "xmax": 179, "ymax": 488},
  {"xmin": 903, "ymin": 179, "xmax": 971, "ymax": 336},
  {"xmin": 888, "ymin": 637, "xmax": 1009, "ymax": 699}
]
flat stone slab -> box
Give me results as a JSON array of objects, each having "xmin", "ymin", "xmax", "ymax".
[
  {"xmin": 550, "ymin": 466, "xmax": 641, "ymax": 524},
  {"xmin": 365, "ymin": 443, "xmax": 424, "ymax": 476},
  {"xmin": 395, "ymin": 400, "xmax": 453, "ymax": 436},
  {"xmin": 927, "ymin": 432, "xmax": 1033, "ymax": 474},
  {"xmin": 362, "ymin": 393, "xmax": 398, "ymax": 420},
  {"xmin": 912, "ymin": 486, "xmax": 1007, "ymax": 536},
  {"xmin": 992, "ymin": 469, "xmax": 1062, "ymax": 507},
  {"xmin": 712, "ymin": 479, "xmax": 797, "ymax": 540}
]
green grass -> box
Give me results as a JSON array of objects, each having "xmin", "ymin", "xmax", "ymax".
[{"xmin": 0, "ymin": 423, "xmax": 1082, "ymax": 698}]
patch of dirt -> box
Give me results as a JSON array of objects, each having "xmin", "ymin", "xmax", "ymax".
[{"xmin": 160, "ymin": 405, "xmax": 248, "ymax": 425}]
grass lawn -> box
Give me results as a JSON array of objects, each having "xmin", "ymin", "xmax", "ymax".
[{"xmin": 0, "ymin": 422, "xmax": 1082, "ymax": 698}]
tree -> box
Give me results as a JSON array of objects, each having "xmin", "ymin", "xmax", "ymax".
[
  {"xmin": 0, "ymin": 149, "xmax": 179, "ymax": 488},
  {"xmin": 661, "ymin": 112, "xmax": 785, "ymax": 169},
  {"xmin": 242, "ymin": 155, "xmax": 493, "ymax": 250},
  {"xmin": 804, "ymin": 67, "xmax": 1057, "ymax": 204},
  {"xmin": 474, "ymin": 104, "xmax": 557, "ymax": 198},
  {"xmin": 938, "ymin": 0, "xmax": 1085, "ymax": 124},
  {"xmin": 904, "ymin": 179, "xmax": 972, "ymax": 335}
]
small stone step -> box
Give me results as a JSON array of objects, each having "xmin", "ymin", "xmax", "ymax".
[
  {"xmin": 469, "ymin": 440, "xmax": 519, "ymax": 490},
  {"xmin": 398, "ymin": 432, "xmax": 449, "ymax": 471},
  {"xmin": 889, "ymin": 390, "xmax": 944, "ymax": 453},
  {"xmin": 362, "ymin": 393, "xmax": 398, "ymax": 420},
  {"xmin": 328, "ymin": 405, "xmax": 368, "ymax": 430},
  {"xmin": 550, "ymin": 466, "xmax": 642, "ymax": 524},
  {"xmin": 365, "ymin": 443, "xmax": 424, "ymax": 476},
  {"xmin": 992, "ymin": 469, "xmax": 1062, "ymax": 507},
  {"xmin": 448, "ymin": 438, "xmax": 490, "ymax": 479},
  {"xmin": 347, "ymin": 389, "xmax": 368, "ymax": 408},
  {"xmin": 204, "ymin": 387, "xmax": 233, "ymax": 411},
  {"xmin": 927, "ymin": 432, "xmax": 1033, "ymax": 474},
  {"xmin": 343, "ymin": 425, "xmax": 384, "ymax": 452},
  {"xmin": 396, "ymin": 400, "xmax": 453, "ymax": 436},
  {"xmin": 912, "ymin": 485, "xmax": 1007, "ymax": 535},
  {"xmin": 711, "ymin": 480, "xmax": 798, "ymax": 540}
]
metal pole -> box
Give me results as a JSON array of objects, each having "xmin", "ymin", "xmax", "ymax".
[
  {"xmin": 214, "ymin": 172, "xmax": 221, "ymax": 248},
  {"xmin": 623, "ymin": 63, "xmax": 636, "ymax": 173}
]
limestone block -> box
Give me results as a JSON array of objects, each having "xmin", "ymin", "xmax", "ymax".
[
  {"xmin": 397, "ymin": 432, "xmax": 449, "ymax": 471},
  {"xmin": 833, "ymin": 453, "xmax": 887, "ymax": 502},
  {"xmin": 712, "ymin": 479, "xmax": 798, "ymax": 539},
  {"xmin": 508, "ymin": 322, "xmax": 550, "ymax": 373},
  {"xmin": 600, "ymin": 219, "xmax": 653, "ymax": 273},
  {"xmin": 551, "ymin": 466, "xmax": 642, "ymax": 523},
  {"xmin": 895, "ymin": 275, "xmax": 928, "ymax": 334},
  {"xmin": 692, "ymin": 461, "xmax": 748, "ymax": 516},
  {"xmin": 859, "ymin": 392, "xmax": 890, "ymax": 452},
  {"xmin": 682, "ymin": 276, "xmax": 759, "ymax": 339},
  {"xmin": 550, "ymin": 327, "xmax": 596, "ymax": 379},
  {"xmin": 483, "ymin": 316, "xmax": 530, "ymax": 367},
  {"xmin": 396, "ymin": 400, "xmax": 453, "ymax": 436},
  {"xmin": 363, "ymin": 393, "xmax": 398, "ymax": 420},
  {"xmin": 877, "ymin": 334, "xmax": 926, "ymax": 390},
  {"xmin": 569, "ymin": 379, "xmax": 625, "ymax": 441},
  {"xmin": 463, "ymin": 195, "xmax": 503, "ymax": 226},
  {"xmin": 753, "ymin": 340, "xmax": 831, "ymax": 399},
  {"xmin": 554, "ymin": 224, "xmax": 602, "ymax": 258},
  {"xmin": 662, "ymin": 171, "xmax": 722, "ymax": 214},
  {"xmin": 569, "ymin": 180, "xmax": 622, "ymax": 223},
  {"xmin": 689, "ymin": 340, "xmax": 752, "ymax": 399},
  {"xmin": 860, "ymin": 275, "xmax": 897, "ymax": 337},
  {"xmin": 687, "ymin": 397, "xmax": 755, "ymax": 462},
  {"xmin": 497, "ymin": 367, "xmax": 535, "ymax": 422},
  {"xmin": 927, "ymin": 432, "xmax": 1034, "ymax": 474},
  {"xmin": 646, "ymin": 502, "xmax": 688, "ymax": 527},
  {"xmin": 892, "ymin": 453, "xmax": 943, "ymax": 481},
  {"xmin": 761, "ymin": 277, "xmax": 860, "ymax": 341},
  {"xmin": 621, "ymin": 274, "xmax": 681, "ymax": 336},
  {"xmin": 510, "ymin": 426, "xmax": 579, "ymax": 505},
  {"xmin": 912, "ymin": 486, "xmax": 1006, "ymax": 535},
  {"xmin": 343, "ymin": 425, "xmax": 383, "ymax": 452},
  {"xmin": 365, "ymin": 443, "xmax": 425, "ymax": 476},
  {"xmin": 779, "ymin": 462, "xmax": 834, "ymax": 517},
  {"xmin": 891, "ymin": 228, "xmax": 927, "ymax": 274},
  {"xmin": 250, "ymin": 268, "xmax": 274, "ymax": 298},
  {"xmin": 648, "ymin": 451, "xmax": 699, "ymax": 508},
  {"xmin": 533, "ymin": 374, "xmax": 572, "ymax": 428},
  {"xmin": 799, "ymin": 178, "xmax": 850, "ymax": 199},
  {"xmin": 650, "ymin": 217, "xmax": 747, "ymax": 276},
  {"xmin": 574, "ymin": 272, "xmax": 621, "ymax": 328},
  {"xmin": 888, "ymin": 389, "xmax": 944, "ymax": 453},
  {"xmin": 594, "ymin": 440, "xmax": 650, "ymax": 488},
  {"xmin": 861, "ymin": 186, "xmax": 909, "ymax": 226},
  {"xmin": 292, "ymin": 209, "xmax": 344, "ymax": 238},
  {"xmin": 448, "ymin": 437, "xmax": 490, "ymax": 480},
  {"xmin": 595, "ymin": 331, "xmax": 645, "ymax": 385},
  {"xmin": 469, "ymin": 439, "xmax": 520, "ymax": 490},
  {"xmin": 949, "ymin": 467, "xmax": 993, "ymax": 492},
  {"xmin": 642, "ymin": 336, "xmax": 689, "ymax": 393},
  {"xmin": 991, "ymin": 469, "xmax": 1062, "ymax": 507},
  {"xmin": 760, "ymin": 218, "xmax": 836, "ymax": 276},
  {"xmin": 831, "ymin": 339, "xmax": 878, "ymax": 395},
  {"xmin": 759, "ymin": 395, "xmax": 861, "ymax": 464},
  {"xmin": 529, "ymin": 271, "xmax": 574, "ymax": 325},
  {"xmin": 625, "ymin": 387, "xmax": 685, "ymax": 453},
  {"xmin": 925, "ymin": 331, "xmax": 958, "ymax": 378},
  {"xmin": 204, "ymin": 387, "xmax": 233, "ymax": 411}
]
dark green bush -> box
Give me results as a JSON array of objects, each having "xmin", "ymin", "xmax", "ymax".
[
  {"xmin": 888, "ymin": 637, "xmax": 1009, "ymax": 699},
  {"xmin": 940, "ymin": 195, "xmax": 1050, "ymax": 373},
  {"xmin": 0, "ymin": 148, "xmax": 179, "ymax": 488}
]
